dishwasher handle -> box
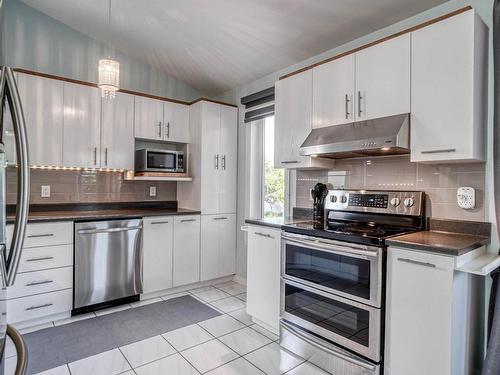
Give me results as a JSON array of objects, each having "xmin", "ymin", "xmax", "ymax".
[{"xmin": 77, "ymin": 226, "xmax": 142, "ymax": 235}]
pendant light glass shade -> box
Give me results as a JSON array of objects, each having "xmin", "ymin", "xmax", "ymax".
[{"xmin": 98, "ymin": 58, "xmax": 119, "ymax": 99}]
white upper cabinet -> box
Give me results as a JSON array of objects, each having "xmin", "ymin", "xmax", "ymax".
[
  {"xmin": 16, "ymin": 73, "xmax": 64, "ymax": 166},
  {"xmin": 355, "ymin": 34, "xmax": 410, "ymax": 121},
  {"xmin": 134, "ymin": 96, "xmax": 164, "ymax": 140},
  {"xmin": 200, "ymin": 102, "xmax": 222, "ymax": 214},
  {"xmin": 410, "ymin": 9, "xmax": 486, "ymax": 163},
  {"xmin": 177, "ymin": 100, "xmax": 237, "ymax": 214},
  {"xmin": 218, "ymin": 105, "xmax": 238, "ymax": 214},
  {"xmin": 101, "ymin": 92, "xmax": 135, "ymax": 170},
  {"xmin": 163, "ymin": 102, "xmax": 190, "ymax": 143},
  {"xmin": 62, "ymin": 82, "xmax": 101, "ymax": 168},
  {"xmin": 312, "ymin": 54, "xmax": 355, "ymax": 128},
  {"xmin": 275, "ymin": 71, "xmax": 334, "ymax": 170}
]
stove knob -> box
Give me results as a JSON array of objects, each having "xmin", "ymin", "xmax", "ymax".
[
  {"xmin": 404, "ymin": 197, "xmax": 415, "ymax": 208},
  {"xmin": 339, "ymin": 195, "xmax": 348, "ymax": 204},
  {"xmin": 390, "ymin": 197, "xmax": 401, "ymax": 207},
  {"xmin": 330, "ymin": 195, "xmax": 337, "ymax": 203}
]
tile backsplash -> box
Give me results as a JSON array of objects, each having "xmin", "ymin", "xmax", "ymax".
[
  {"xmin": 6, "ymin": 169, "xmax": 177, "ymax": 205},
  {"xmin": 295, "ymin": 156, "xmax": 485, "ymax": 221}
]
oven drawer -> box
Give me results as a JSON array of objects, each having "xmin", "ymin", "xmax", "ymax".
[
  {"xmin": 18, "ymin": 244, "xmax": 73, "ymax": 273},
  {"xmin": 281, "ymin": 232, "xmax": 383, "ymax": 307},
  {"xmin": 7, "ymin": 267, "xmax": 73, "ymax": 299},
  {"xmin": 280, "ymin": 320, "xmax": 380, "ymax": 375},
  {"xmin": 7, "ymin": 289, "xmax": 73, "ymax": 324},
  {"xmin": 281, "ymin": 278, "xmax": 382, "ymax": 362}
]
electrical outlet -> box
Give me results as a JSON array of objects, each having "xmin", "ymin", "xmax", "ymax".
[
  {"xmin": 457, "ymin": 187, "xmax": 475, "ymax": 210},
  {"xmin": 149, "ymin": 186, "xmax": 157, "ymax": 197},
  {"xmin": 41, "ymin": 185, "xmax": 51, "ymax": 198}
]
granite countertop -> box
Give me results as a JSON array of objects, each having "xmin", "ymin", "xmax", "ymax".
[
  {"xmin": 6, "ymin": 202, "xmax": 201, "ymax": 223},
  {"xmin": 245, "ymin": 216, "xmax": 309, "ymax": 229},
  {"xmin": 386, "ymin": 218, "xmax": 491, "ymax": 256}
]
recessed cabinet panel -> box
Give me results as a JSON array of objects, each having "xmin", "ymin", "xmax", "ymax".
[
  {"xmin": 134, "ymin": 96, "xmax": 164, "ymax": 140},
  {"xmin": 312, "ymin": 54, "xmax": 355, "ymax": 128},
  {"xmin": 101, "ymin": 92, "xmax": 135, "ymax": 170},
  {"xmin": 410, "ymin": 10, "xmax": 486, "ymax": 163},
  {"xmin": 218, "ymin": 106, "xmax": 238, "ymax": 214},
  {"xmin": 62, "ymin": 83, "xmax": 101, "ymax": 168},
  {"xmin": 173, "ymin": 215, "xmax": 200, "ymax": 287},
  {"xmin": 16, "ymin": 73, "xmax": 64, "ymax": 166},
  {"xmin": 143, "ymin": 217, "xmax": 173, "ymax": 294},
  {"xmin": 200, "ymin": 102, "xmax": 221, "ymax": 215},
  {"xmin": 246, "ymin": 226, "xmax": 281, "ymax": 331},
  {"xmin": 355, "ymin": 33, "xmax": 410, "ymax": 121},
  {"xmin": 164, "ymin": 102, "xmax": 190, "ymax": 143}
]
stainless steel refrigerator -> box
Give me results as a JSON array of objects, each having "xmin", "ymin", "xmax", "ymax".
[{"xmin": 0, "ymin": 4, "xmax": 31, "ymax": 375}]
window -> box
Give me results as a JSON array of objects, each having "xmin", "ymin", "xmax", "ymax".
[{"xmin": 263, "ymin": 116, "xmax": 285, "ymax": 218}]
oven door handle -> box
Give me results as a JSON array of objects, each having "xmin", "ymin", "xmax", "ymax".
[
  {"xmin": 282, "ymin": 235, "xmax": 379, "ymax": 260},
  {"xmin": 280, "ymin": 320, "xmax": 377, "ymax": 371}
]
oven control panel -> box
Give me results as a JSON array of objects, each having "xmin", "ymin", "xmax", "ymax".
[{"xmin": 326, "ymin": 190, "xmax": 424, "ymax": 216}]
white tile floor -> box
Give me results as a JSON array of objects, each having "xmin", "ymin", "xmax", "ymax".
[{"xmin": 10, "ymin": 281, "xmax": 331, "ymax": 375}]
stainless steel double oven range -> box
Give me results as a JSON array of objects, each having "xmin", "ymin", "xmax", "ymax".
[{"xmin": 280, "ymin": 190, "xmax": 425, "ymax": 375}]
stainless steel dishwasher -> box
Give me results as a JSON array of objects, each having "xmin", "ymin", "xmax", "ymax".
[{"xmin": 74, "ymin": 219, "xmax": 143, "ymax": 313}]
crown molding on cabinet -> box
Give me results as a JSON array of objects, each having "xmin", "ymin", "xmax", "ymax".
[
  {"xmin": 279, "ymin": 5, "xmax": 473, "ymax": 81},
  {"xmin": 12, "ymin": 68, "xmax": 237, "ymax": 108}
]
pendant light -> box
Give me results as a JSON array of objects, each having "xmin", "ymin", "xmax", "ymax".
[{"xmin": 98, "ymin": 0, "xmax": 119, "ymax": 99}]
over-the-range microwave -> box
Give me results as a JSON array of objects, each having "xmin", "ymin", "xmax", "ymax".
[{"xmin": 135, "ymin": 149, "xmax": 185, "ymax": 173}]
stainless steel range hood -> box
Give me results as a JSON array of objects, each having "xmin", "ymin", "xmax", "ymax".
[{"xmin": 300, "ymin": 113, "xmax": 410, "ymax": 159}]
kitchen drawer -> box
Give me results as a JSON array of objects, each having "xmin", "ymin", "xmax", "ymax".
[
  {"xmin": 7, "ymin": 289, "xmax": 73, "ymax": 324},
  {"xmin": 18, "ymin": 244, "xmax": 73, "ymax": 273},
  {"xmin": 7, "ymin": 221, "xmax": 73, "ymax": 248},
  {"xmin": 8, "ymin": 267, "xmax": 73, "ymax": 299}
]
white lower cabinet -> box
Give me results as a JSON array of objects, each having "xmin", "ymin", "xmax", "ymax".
[
  {"xmin": 6, "ymin": 221, "xmax": 74, "ymax": 325},
  {"xmin": 142, "ymin": 217, "xmax": 174, "ymax": 294},
  {"xmin": 173, "ymin": 215, "xmax": 201, "ymax": 287},
  {"xmin": 200, "ymin": 214, "xmax": 236, "ymax": 281},
  {"xmin": 385, "ymin": 247, "xmax": 480, "ymax": 375},
  {"xmin": 246, "ymin": 225, "xmax": 281, "ymax": 332}
]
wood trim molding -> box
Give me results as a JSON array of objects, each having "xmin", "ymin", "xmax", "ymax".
[
  {"xmin": 279, "ymin": 5, "xmax": 473, "ymax": 80},
  {"xmin": 13, "ymin": 68, "xmax": 237, "ymax": 108},
  {"xmin": 190, "ymin": 97, "xmax": 238, "ymax": 108}
]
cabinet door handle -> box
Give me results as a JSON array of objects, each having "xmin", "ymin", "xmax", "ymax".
[
  {"xmin": 25, "ymin": 303, "xmax": 53, "ymax": 311},
  {"xmin": 181, "ymin": 218, "xmax": 197, "ymax": 222},
  {"xmin": 26, "ymin": 280, "xmax": 53, "ymax": 287},
  {"xmin": 397, "ymin": 257, "xmax": 436, "ymax": 268},
  {"xmin": 93, "ymin": 147, "xmax": 97, "ymax": 165},
  {"xmin": 215, "ymin": 154, "xmax": 219, "ymax": 170},
  {"xmin": 213, "ymin": 217, "xmax": 227, "ymax": 220},
  {"xmin": 25, "ymin": 256, "xmax": 54, "ymax": 262},
  {"xmin": 345, "ymin": 94, "xmax": 351, "ymax": 119},
  {"xmin": 27, "ymin": 233, "xmax": 54, "ymax": 238},
  {"xmin": 104, "ymin": 147, "xmax": 108, "ymax": 166},
  {"xmin": 357, "ymin": 91, "xmax": 363, "ymax": 117},
  {"xmin": 222, "ymin": 154, "xmax": 226, "ymax": 170},
  {"xmin": 420, "ymin": 148, "xmax": 456, "ymax": 154},
  {"xmin": 281, "ymin": 160, "xmax": 299, "ymax": 164},
  {"xmin": 255, "ymin": 232, "xmax": 273, "ymax": 239},
  {"xmin": 151, "ymin": 221, "xmax": 169, "ymax": 225},
  {"xmin": 167, "ymin": 122, "xmax": 170, "ymax": 138},
  {"xmin": 158, "ymin": 121, "xmax": 162, "ymax": 138}
]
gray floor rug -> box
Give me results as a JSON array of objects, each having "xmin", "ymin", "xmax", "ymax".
[{"xmin": 23, "ymin": 295, "xmax": 221, "ymax": 374}]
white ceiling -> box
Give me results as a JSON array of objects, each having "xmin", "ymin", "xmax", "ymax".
[{"xmin": 22, "ymin": 0, "xmax": 447, "ymax": 95}]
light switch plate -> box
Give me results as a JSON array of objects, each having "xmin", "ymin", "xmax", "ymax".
[
  {"xmin": 41, "ymin": 185, "xmax": 51, "ymax": 198},
  {"xmin": 149, "ymin": 186, "xmax": 157, "ymax": 197},
  {"xmin": 457, "ymin": 187, "xmax": 475, "ymax": 210}
]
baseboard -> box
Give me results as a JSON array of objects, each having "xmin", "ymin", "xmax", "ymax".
[
  {"xmin": 252, "ymin": 317, "xmax": 279, "ymax": 335},
  {"xmin": 140, "ymin": 276, "xmax": 235, "ymax": 300},
  {"xmin": 232, "ymin": 275, "xmax": 247, "ymax": 285}
]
